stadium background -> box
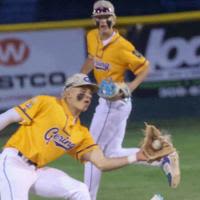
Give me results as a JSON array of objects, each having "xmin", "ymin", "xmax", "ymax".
[{"xmin": 0, "ymin": 1, "xmax": 200, "ymax": 200}]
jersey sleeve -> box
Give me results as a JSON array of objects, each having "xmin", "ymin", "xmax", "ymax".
[
  {"xmin": 120, "ymin": 43, "xmax": 148, "ymax": 75},
  {"xmin": 14, "ymin": 95, "xmax": 45, "ymax": 125},
  {"xmin": 86, "ymin": 32, "xmax": 92, "ymax": 55},
  {"xmin": 86, "ymin": 29, "xmax": 97, "ymax": 57},
  {"xmin": 75, "ymin": 127, "xmax": 99, "ymax": 161}
]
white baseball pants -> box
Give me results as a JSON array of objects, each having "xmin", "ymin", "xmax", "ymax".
[
  {"xmin": 0, "ymin": 148, "xmax": 91, "ymax": 200},
  {"xmin": 84, "ymin": 97, "xmax": 140, "ymax": 200},
  {"xmin": 84, "ymin": 97, "xmax": 161, "ymax": 200}
]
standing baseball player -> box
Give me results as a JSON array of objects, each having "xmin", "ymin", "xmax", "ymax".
[
  {"xmin": 81, "ymin": 1, "xmax": 180, "ymax": 199},
  {"xmin": 0, "ymin": 73, "xmax": 157, "ymax": 200}
]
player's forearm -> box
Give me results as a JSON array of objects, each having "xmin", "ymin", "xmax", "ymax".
[
  {"xmin": 84, "ymin": 148, "xmax": 147, "ymax": 171},
  {"xmin": 98, "ymin": 151, "xmax": 149, "ymax": 171},
  {"xmin": 95, "ymin": 156, "xmax": 131, "ymax": 172},
  {"xmin": 128, "ymin": 61, "xmax": 150, "ymax": 92},
  {"xmin": 80, "ymin": 57, "xmax": 94, "ymax": 74},
  {"xmin": 84, "ymin": 148, "xmax": 133, "ymax": 171}
]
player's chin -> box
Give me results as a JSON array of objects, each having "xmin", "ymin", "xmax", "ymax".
[
  {"xmin": 100, "ymin": 26, "xmax": 109, "ymax": 33},
  {"xmin": 79, "ymin": 104, "xmax": 90, "ymax": 112}
]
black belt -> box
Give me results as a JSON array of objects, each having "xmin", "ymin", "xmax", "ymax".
[{"xmin": 17, "ymin": 151, "xmax": 37, "ymax": 167}]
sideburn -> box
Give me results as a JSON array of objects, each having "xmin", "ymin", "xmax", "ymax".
[
  {"xmin": 106, "ymin": 20, "xmax": 112, "ymax": 28},
  {"xmin": 96, "ymin": 21, "xmax": 100, "ymax": 27}
]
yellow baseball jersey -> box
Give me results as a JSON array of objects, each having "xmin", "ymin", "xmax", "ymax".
[
  {"xmin": 4, "ymin": 95, "xmax": 98, "ymax": 167},
  {"xmin": 87, "ymin": 29, "xmax": 148, "ymax": 84}
]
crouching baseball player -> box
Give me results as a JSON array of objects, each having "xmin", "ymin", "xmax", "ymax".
[{"xmin": 0, "ymin": 73, "xmax": 174, "ymax": 200}]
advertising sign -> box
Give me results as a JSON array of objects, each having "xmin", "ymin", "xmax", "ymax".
[
  {"xmin": 127, "ymin": 21, "xmax": 200, "ymax": 98},
  {"xmin": 0, "ymin": 29, "xmax": 85, "ymax": 108}
]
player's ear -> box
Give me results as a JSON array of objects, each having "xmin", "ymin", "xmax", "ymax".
[
  {"xmin": 92, "ymin": 17, "xmax": 99, "ymax": 27},
  {"xmin": 111, "ymin": 15, "xmax": 116, "ymax": 26},
  {"xmin": 63, "ymin": 89, "xmax": 72, "ymax": 100}
]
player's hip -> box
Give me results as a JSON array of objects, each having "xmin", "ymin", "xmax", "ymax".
[{"xmin": 98, "ymin": 97, "xmax": 132, "ymax": 109}]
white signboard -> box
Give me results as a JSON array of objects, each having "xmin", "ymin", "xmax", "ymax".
[
  {"xmin": 0, "ymin": 29, "xmax": 85, "ymax": 109},
  {"xmin": 145, "ymin": 28, "xmax": 200, "ymax": 82}
]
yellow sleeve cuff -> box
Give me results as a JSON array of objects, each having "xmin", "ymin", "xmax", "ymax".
[
  {"xmin": 76, "ymin": 144, "xmax": 99, "ymax": 162},
  {"xmin": 14, "ymin": 106, "xmax": 32, "ymax": 125}
]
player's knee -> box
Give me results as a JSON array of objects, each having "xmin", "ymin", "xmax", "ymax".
[
  {"xmin": 68, "ymin": 183, "xmax": 90, "ymax": 200},
  {"xmin": 78, "ymin": 182, "xmax": 90, "ymax": 194}
]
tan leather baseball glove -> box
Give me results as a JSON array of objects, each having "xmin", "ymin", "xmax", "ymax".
[{"xmin": 140, "ymin": 123, "xmax": 176, "ymax": 161}]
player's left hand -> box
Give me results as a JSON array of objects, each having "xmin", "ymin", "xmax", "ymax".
[{"xmin": 97, "ymin": 80, "xmax": 131, "ymax": 101}]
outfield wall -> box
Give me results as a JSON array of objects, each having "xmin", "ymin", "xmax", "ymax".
[{"xmin": 0, "ymin": 11, "xmax": 200, "ymax": 120}]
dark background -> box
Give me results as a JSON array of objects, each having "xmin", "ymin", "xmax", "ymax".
[{"xmin": 0, "ymin": 0, "xmax": 200, "ymax": 24}]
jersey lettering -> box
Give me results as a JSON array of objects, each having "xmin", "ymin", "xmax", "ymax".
[
  {"xmin": 44, "ymin": 128, "xmax": 75, "ymax": 150},
  {"xmin": 94, "ymin": 60, "xmax": 110, "ymax": 70}
]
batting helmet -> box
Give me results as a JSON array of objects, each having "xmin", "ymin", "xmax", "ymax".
[{"xmin": 92, "ymin": 0, "xmax": 116, "ymax": 17}]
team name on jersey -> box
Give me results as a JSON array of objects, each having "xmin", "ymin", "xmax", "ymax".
[
  {"xmin": 44, "ymin": 128, "xmax": 75, "ymax": 150},
  {"xmin": 94, "ymin": 60, "xmax": 110, "ymax": 71}
]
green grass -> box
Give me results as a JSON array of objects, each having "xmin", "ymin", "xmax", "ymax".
[{"xmin": 1, "ymin": 118, "xmax": 200, "ymax": 200}]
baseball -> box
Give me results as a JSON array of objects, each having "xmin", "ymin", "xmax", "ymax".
[{"xmin": 152, "ymin": 139, "xmax": 162, "ymax": 150}]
